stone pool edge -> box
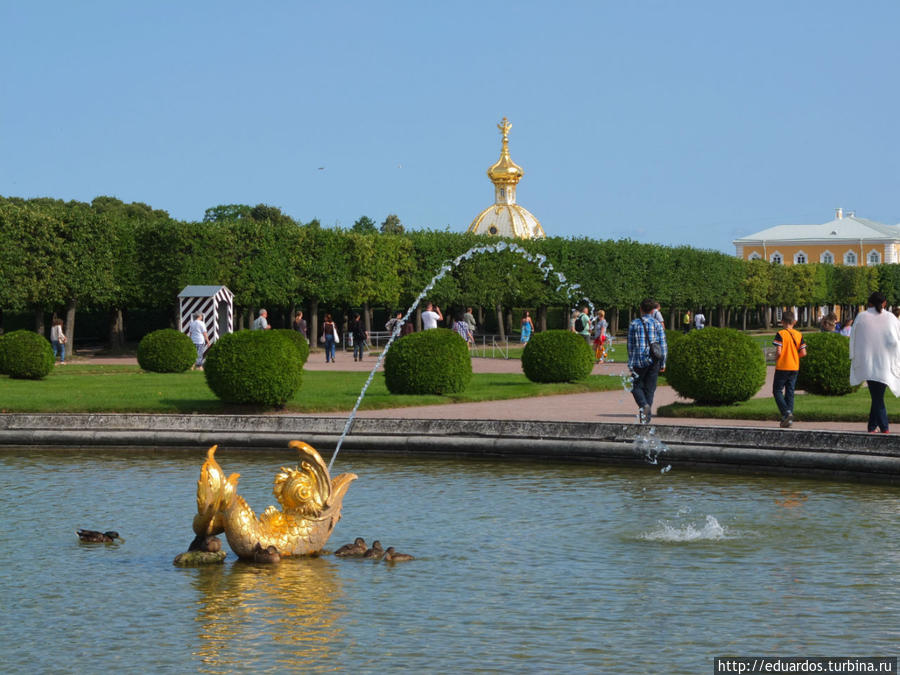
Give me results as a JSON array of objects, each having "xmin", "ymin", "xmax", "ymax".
[{"xmin": 1, "ymin": 413, "xmax": 898, "ymax": 484}]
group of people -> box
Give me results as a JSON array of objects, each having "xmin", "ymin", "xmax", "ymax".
[
  {"xmin": 242, "ymin": 298, "xmax": 900, "ymax": 435},
  {"xmin": 680, "ymin": 309, "xmax": 706, "ymax": 333},
  {"xmin": 776, "ymin": 296, "xmax": 900, "ymax": 432},
  {"xmin": 567, "ymin": 307, "xmax": 610, "ymax": 362},
  {"xmin": 818, "ymin": 311, "xmax": 852, "ymax": 336}
]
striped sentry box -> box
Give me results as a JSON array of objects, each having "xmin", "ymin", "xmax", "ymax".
[{"xmin": 177, "ymin": 285, "xmax": 234, "ymax": 343}]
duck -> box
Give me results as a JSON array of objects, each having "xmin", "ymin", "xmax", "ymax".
[
  {"xmin": 383, "ymin": 546, "xmax": 415, "ymax": 562},
  {"xmin": 77, "ymin": 529, "xmax": 124, "ymax": 543},
  {"xmin": 188, "ymin": 534, "xmax": 222, "ymax": 552},
  {"xmin": 252, "ymin": 542, "xmax": 281, "ymax": 564},
  {"xmin": 362, "ymin": 540, "xmax": 384, "ymax": 559},
  {"xmin": 335, "ymin": 537, "xmax": 367, "ymax": 557}
]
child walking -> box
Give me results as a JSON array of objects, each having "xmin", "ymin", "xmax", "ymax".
[{"xmin": 773, "ymin": 311, "xmax": 807, "ymax": 428}]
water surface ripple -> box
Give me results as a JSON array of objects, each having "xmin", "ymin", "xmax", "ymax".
[{"xmin": 1, "ymin": 449, "xmax": 897, "ymax": 673}]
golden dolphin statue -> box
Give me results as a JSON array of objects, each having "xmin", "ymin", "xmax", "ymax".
[{"xmin": 192, "ymin": 441, "xmax": 357, "ymax": 559}]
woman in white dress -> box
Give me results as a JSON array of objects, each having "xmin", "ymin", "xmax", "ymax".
[{"xmin": 849, "ymin": 292, "xmax": 900, "ymax": 433}]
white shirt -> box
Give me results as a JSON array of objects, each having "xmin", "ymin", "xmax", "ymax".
[
  {"xmin": 188, "ymin": 319, "xmax": 207, "ymax": 344},
  {"xmin": 422, "ymin": 310, "xmax": 441, "ymax": 330},
  {"xmin": 849, "ymin": 308, "xmax": 900, "ymax": 396},
  {"xmin": 252, "ymin": 315, "xmax": 268, "ymax": 330},
  {"xmin": 694, "ymin": 313, "xmax": 706, "ymax": 329}
]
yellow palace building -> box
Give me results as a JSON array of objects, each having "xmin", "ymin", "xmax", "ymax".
[{"xmin": 733, "ymin": 208, "xmax": 900, "ymax": 266}]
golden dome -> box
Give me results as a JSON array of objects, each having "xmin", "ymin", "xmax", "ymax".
[
  {"xmin": 486, "ymin": 117, "xmax": 523, "ymax": 185},
  {"xmin": 468, "ymin": 204, "xmax": 545, "ymax": 239},
  {"xmin": 468, "ymin": 117, "xmax": 544, "ymax": 239}
]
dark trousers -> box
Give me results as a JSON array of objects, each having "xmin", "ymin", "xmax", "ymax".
[
  {"xmin": 867, "ymin": 380, "xmax": 889, "ymax": 432},
  {"xmin": 631, "ymin": 361, "xmax": 661, "ymax": 410},
  {"xmin": 773, "ymin": 369, "xmax": 798, "ymax": 417}
]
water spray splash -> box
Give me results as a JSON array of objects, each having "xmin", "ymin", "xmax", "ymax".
[
  {"xmin": 328, "ymin": 242, "xmax": 594, "ymax": 472},
  {"xmin": 640, "ymin": 515, "xmax": 729, "ymax": 542},
  {"xmin": 634, "ymin": 425, "xmax": 670, "ymax": 469}
]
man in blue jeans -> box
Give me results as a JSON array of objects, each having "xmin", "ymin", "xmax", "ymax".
[
  {"xmin": 773, "ymin": 310, "xmax": 807, "ymax": 428},
  {"xmin": 627, "ymin": 298, "xmax": 668, "ymax": 424}
]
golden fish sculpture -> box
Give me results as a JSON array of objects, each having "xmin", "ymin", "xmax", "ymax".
[{"xmin": 192, "ymin": 441, "xmax": 357, "ymax": 560}]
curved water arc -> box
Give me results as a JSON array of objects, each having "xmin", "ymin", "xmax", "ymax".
[{"xmin": 327, "ymin": 242, "xmax": 594, "ymax": 472}]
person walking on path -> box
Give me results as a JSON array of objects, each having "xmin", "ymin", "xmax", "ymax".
[
  {"xmin": 188, "ymin": 313, "xmax": 210, "ymax": 371},
  {"xmin": 453, "ymin": 311, "xmax": 475, "ymax": 348},
  {"xmin": 321, "ymin": 313, "xmax": 338, "ymax": 363},
  {"xmin": 349, "ymin": 312, "xmax": 368, "ymax": 361},
  {"xmin": 773, "ymin": 310, "xmax": 807, "ymax": 428},
  {"xmin": 422, "ymin": 302, "xmax": 442, "ymax": 330},
  {"xmin": 592, "ymin": 309, "xmax": 608, "ymax": 362},
  {"xmin": 627, "ymin": 298, "xmax": 668, "ymax": 424},
  {"xmin": 464, "ymin": 307, "xmax": 477, "ymax": 335},
  {"xmin": 849, "ymin": 291, "xmax": 900, "ymax": 433},
  {"xmin": 682, "ymin": 309, "xmax": 691, "ymax": 334},
  {"xmin": 520, "ymin": 311, "xmax": 534, "ymax": 343},
  {"xmin": 694, "ymin": 310, "xmax": 706, "ymax": 330},
  {"xmin": 252, "ymin": 309, "xmax": 271, "ymax": 330},
  {"xmin": 576, "ymin": 307, "xmax": 592, "ymax": 346},
  {"xmin": 50, "ymin": 318, "xmax": 67, "ymax": 365},
  {"xmin": 386, "ymin": 311, "xmax": 404, "ymax": 336},
  {"xmin": 292, "ymin": 311, "xmax": 308, "ymax": 340}
]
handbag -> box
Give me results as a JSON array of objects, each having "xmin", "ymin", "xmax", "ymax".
[
  {"xmin": 642, "ymin": 319, "xmax": 663, "ymax": 362},
  {"xmin": 319, "ymin": 335, "xmax": 325, "ymax": 344},
  {"xmin": 333, "ymin": 326, "xmax": 340, "ymax": 344}
]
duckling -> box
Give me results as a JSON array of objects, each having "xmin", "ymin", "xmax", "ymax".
[
  {"xmin": 76, "ymin": 529, "xmax": 124, "ymax": 543},
  {"xmin": 362, "ymin": 540, "xmax": 384, "ymax": 559},
  {"xmin": 383, "ymin": 546, "xmax": 415, "ymax": 562},
  {"xmin": 251, "ymin": 543, "xmax": 281, "ymax": 564},
  {"xmin": 188, "ymin": 534, "xmax": 222, "ymax": 552},
  {"xmin": 335, "ymin": 537, "xmax": 367, "ymax": 557}
]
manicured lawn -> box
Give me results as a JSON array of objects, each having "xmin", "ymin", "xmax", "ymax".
[
  {"xmin": 658, "ymin": 386, "xmax": 900, "ymax": 423},
  {"xmin": 0, "ymin": 364, "xmax": 624, "ymax": 414}
]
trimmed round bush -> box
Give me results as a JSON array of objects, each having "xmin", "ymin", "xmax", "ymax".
[
  {"xmin": 665, "ymin": 329, "xmax": 686, "ymax": 354},
  {"xmin": 0, "ymin": 330, "xmax": 54, "ymax": 380},
  {"xmin": 0, "ymin": 332, "xmax": 12, "ymax": 375},
  {"xmin": 137, "ymin": 329, "xmax": 196, "ymax": 373},
  {"xmin": 666, "ymin": 327, "xmax": 765, "ymax": 405},
  {"xmin": 384, "ymin": 328, "xmax": 472, "ymax": 394},
  {"xmin": 521, "ymin": 329, "xmax": 593, "ymax": 383},
  {"xmin": 798, "ymin": 332, "xmax": 858, "ymax": 395},
  {"xmin": 274, "ymin": 328, "xmax": 310, "ymax": 365},
  {"xmin": 204, "ymin": 330, "xmax": 303, "ymax": 406}
]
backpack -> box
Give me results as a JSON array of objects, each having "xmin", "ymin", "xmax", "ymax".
[{"xmin": 576, "ymin": 315, "xmax": 587, "ymax": 332}]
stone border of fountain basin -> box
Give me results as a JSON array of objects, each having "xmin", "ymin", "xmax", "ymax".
[{"xmin": 1, "ymin": 413, "xmax": 898, "ymax": 484}]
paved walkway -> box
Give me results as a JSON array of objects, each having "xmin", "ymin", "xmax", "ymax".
[{"xmin": 80, "ymin": 350, "xmax": 866, "ymax": 434}]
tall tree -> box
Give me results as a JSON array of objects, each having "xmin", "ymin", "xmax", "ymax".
[
  {"xmin": 352, "ymin": 215, "xmax": 377, "ymax": 234},
  {"xmin": 380, "ymin": 213, "xmax": 404, "ymax": 234}
]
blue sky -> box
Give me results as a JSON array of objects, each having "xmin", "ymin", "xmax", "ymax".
[{"xmin": 3, "ymin": 1, "xmax": 899, "ymax": 253}]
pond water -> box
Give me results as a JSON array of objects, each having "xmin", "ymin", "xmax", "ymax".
[{"xmin": 1, "ymin": 448, "xmax": 898, "ymax": 674}]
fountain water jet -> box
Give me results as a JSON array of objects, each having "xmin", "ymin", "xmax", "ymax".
[{"xmin": 327, "ymin": 241, "xmax": 594, "ymax": 472}]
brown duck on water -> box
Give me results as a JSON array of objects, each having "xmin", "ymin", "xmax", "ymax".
[
  {"xmin": 251, "ymin": 543, "xmax": 281, "ymax": 564},
  {"xmin": 383, "ymin": 547, "xmax": 415, "ymax": 562},
  {"xmin": 363, "ymin": 540, "xmax": 384, "ymax": 559},
  {"xmin": 76, "ymin": 529, "xmax": 124, "ymax": 543},
  {"xmin": 335, "ymin": 537, "xmax": 367, "ymax": 557}
]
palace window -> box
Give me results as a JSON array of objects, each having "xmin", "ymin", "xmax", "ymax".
[
  {"xmin": 820, "ymin": 251, "xmax": 834, "ymax": 264},
  {"xmin": 844, "ymin": 251, "xmax": 857, "ymax": 266},
  {"xmin": 748, "ymin": 252, "xmax": 762, "ymax": 261},
  {"xmin": 770, "ymin": 252, "xmax": 783, "ymax": 265},
  {"xmin": 794, "ymin": 251, "xmax": 807, "ymax": 264},
  {"xmin": 867, "ymin": 250, "xmax": 881, "ymax": 266}
]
